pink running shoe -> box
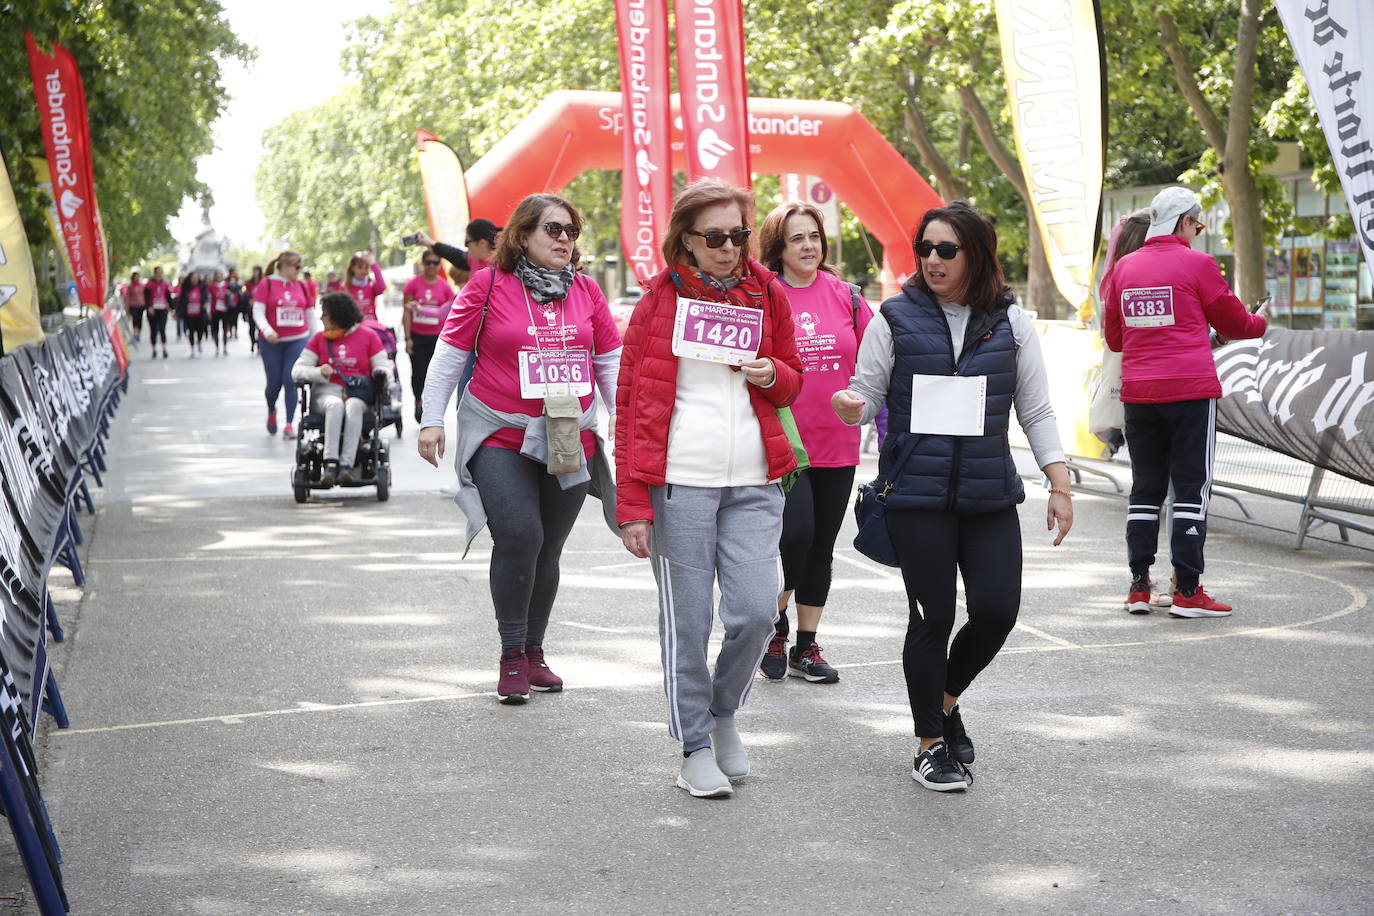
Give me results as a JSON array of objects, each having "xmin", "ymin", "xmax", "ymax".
[
  {"xmin": 497, "ymin": 648, "xmax": 529, "ymax": 704},
  {"xmin": 266, "ymin": 410, "xmax": 278, "ymax": 435},
  {"xmin": 525, "ymin": 646, "xmax": 563, "ymax": 692}
]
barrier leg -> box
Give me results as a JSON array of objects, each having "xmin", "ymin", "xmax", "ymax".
[
  {"xmin": 0, "ymin": 686, "xmax": 68, "ymax": 913},
  {"xmin": 39, "ymin": 671, "xmax": 68, "ymax": 730},
  {"xmin": 44, "ymin": 593, "xmax": 64, "ymax": 644},
  {"xmin": 74, "ymin": 475, "xmax": 95, "ymax": 515},
  {"xmin": 90, "ymin": 444, "xmax": 106, "ymax": 475},
  {"xmin": 65, "ymin": 508, "xmax": 83, "ymax": 548},
  {"xmin": 1295, "ymin": 467, "xmax": 1324, "ymax": 551}
]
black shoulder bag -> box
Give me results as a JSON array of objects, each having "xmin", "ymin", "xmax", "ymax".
[
  {"xmin": 852, "ymin": 433, "xmax": 923, "ymax": 567},
  {"xmin": 326, "ymin": 336, "xmax": 374, "ymax": 402}
]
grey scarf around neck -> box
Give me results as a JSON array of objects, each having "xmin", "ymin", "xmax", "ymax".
[{"xmin": 515, "ymin": 255, "xmax": 576, "ymax": 304}]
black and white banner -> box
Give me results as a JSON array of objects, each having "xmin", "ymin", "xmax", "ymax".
[
  {"xmin": 0, "ymin": 317, "xmax": 119, "ymax": 724},
  {"xmin": 1276, "ymin": 0, "xmax": 1374, "ymax": 273},
  {"xmin": 1216, "ymin": 329, "xmax": 1374, "ymax": 486}
]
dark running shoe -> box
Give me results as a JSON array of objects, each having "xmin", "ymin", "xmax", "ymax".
[
  {"xmin": 789, "ymin": 642, "xmax": 840, "ymax": 683},
  {"xmin": 318, "ymin": 460, "xmax": 338, "ymax": 488},
  {"xmin": 758, "ymin": 632, "xmax": 788, "ymax": 680},
  {"xmin": 944, "ymin": 704, "xmax": 975, "ymax": 765},
  {"xmin": 497, "ymin": 648, "xmax": 529, "ymax": 704},
  {"xmin": 912, "ymin": 741, "xmax": 969, "ymax": 792},
  {"xmin": 525, "ymin": 646, "xmax": 563, "ymax": 692}
]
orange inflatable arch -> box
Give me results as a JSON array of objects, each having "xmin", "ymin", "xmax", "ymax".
[{"xmin": 465, "ymin": 90, "xmax": 943, "ymax": 295}]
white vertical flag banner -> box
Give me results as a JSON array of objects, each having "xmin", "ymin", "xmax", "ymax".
[
  {"xmin": 993, "ymin": 0, "xmax": 1107, "ymax": 322},
  {"xmin": 1276, "ymin": 0, "xmax": 1374, "ymax": 275}
]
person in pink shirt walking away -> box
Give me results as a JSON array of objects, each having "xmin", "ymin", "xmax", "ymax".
[
  {"xmin": 1103, "ymin": 187, "xmax": 1268, "ymax": 618},
  {"xmin": 755, "ymin": 202, "xmax": 871, "ymax": 685}
]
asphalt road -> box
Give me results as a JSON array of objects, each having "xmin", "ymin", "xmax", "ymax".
[{"xmin": 17, "ymin": 317, "xmax": 1374, "ymax": 914}]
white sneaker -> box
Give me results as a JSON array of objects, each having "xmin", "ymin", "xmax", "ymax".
[
  {"xmin": 677, "ymin": 749, "xmax": 733, "ymax": 798},
  {"xmin": 712, "ymin": 715, "xmax": 749, "ymax": 779}
]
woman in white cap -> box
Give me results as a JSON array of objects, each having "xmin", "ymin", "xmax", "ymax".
[{"xmin": 1102, "ymin": 187, "xmax": 1267, "ymax": 618}]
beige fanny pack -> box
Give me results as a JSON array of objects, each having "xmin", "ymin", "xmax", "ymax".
[{"xmin": 543, "ymin": 394, "xmax": 583, "ymax": 475}]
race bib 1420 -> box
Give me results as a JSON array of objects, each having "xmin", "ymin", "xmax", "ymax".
[{"xmin": 672, "ymin": 297, "xmax": 763, "ymax": 366}]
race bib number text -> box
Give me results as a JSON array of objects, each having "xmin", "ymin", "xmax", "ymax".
[
  {"xmin": 518, "ymin": 349, "xmax": 592, "ymax": 399},
  {"xmin": 672, "ymin": 297, "xmax": 763, "ymax": 366},
  {"xmin": 1121, "ymin": 287, "xmax": 1176, "ymax": 328}
]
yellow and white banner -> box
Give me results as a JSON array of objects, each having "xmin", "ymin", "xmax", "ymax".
[
  {"xmin": 416, "ymin": 129, "xmax": 470, "ymax": 246},
  {"xmin": 994, "ymin": 0, "xmax": 1105, "ymax": 323},
  {"xmin": 0, "ymin": 147, "xmax": 43, "ymax": 349}
]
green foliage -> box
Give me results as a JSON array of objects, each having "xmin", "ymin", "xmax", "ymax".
[
  {"xmin": 0, "ymin": 0, "xmax": 251, "ymax": 311},
  {"xmin": 254, "ymin": 0, "xmax": 1325, "ymax": 299}
]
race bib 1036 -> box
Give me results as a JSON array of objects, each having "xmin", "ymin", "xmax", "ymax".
[
  {"xmin": 1121, "ymin": 287, "xmax": 1175, "ymax": 328},
  {"xmin": 276, "ymin": 306, "xmax": 306, "ymax": 328},
  {"xmin": 518, "ymin": 349, "xmax": 592, "ymax": 399},
  {"xmin": 672, "ymin": 297, "xmax": 763, "ymax": 366}
]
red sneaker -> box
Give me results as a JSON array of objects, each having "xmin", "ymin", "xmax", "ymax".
[
  {"xmin": 525, "ymin": 646, "xmax": 563, "ymax": 692},
  {"xmin": 496, "ymin": 648, "xmax": 529, "ymax": 704},
  {"xmin": 1125, "ymin": 583, "xmax": 1153, "ymax": 615},
  {"xmin": 266, "ymin": 410, "xmax": 278, "ymax": 435},
  {"xmin": 1169, "ymin": 587, "xmax": 1233, "ymax": 618}
]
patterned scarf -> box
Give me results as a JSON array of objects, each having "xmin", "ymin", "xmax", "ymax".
[
  {"xmin": 514, "ymin": 255, "xmax": 576, "ymax": 304},
  {"xmin": 670, "ymin": 259, "xmax": 765, "ymax": 311}
]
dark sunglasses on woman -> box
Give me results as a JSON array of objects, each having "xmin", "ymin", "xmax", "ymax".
[
  {"xmin": 915, "ymin": 240, "xmax": 962, "ymax": 259},
  {"xmin": 543, "ymin": 221, "xmax": 581, "ymax": 241},
  {"xmin": 687, "ymin": 228, "xmax": 752, "ymax": 249}
]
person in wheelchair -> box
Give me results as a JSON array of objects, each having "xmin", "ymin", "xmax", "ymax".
[{"xmin": 292, "ymin": 292, "xmax": 391, "ymax": 486}]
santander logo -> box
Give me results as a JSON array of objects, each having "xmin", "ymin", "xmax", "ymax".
[
  {"xmin": 59, "ymin": 189, "xmax": 84, "ymax": 219},
  {"xmin": 697, "ymin": 129, "xmax": 734, "ymax": 170},
  {"xmin": 635, "ymin": 149, "xmax": 659, "ymax": 186}
]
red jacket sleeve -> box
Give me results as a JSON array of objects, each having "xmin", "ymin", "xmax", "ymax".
[
  {"xmin": 759, "ymin": 280, "xmax": 803, "ymax": 408},
  {"xmin": 614, "ymin": 294, "xmax": 653, "ymax": 526},
  {"xmin": 1199, "ymin": 262, "xmax": 1266, "ymax": 341}
]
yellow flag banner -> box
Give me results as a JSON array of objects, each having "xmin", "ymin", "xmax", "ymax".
[
  {"xmin": 27, "ymin": 157, "xmax": 73, "ymax": 281},
  {"xmin": 0, "ymin": 147, "xmax": 43, "ymax": 350},
  {"xmin": 994, "ymin": 0, "xmax": 1106, "ymax": 323},
  {"xmin": 416, "ymin": 130, "xmax": 470, "ymax": 245}
]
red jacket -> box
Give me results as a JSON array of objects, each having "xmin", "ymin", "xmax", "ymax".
[
  {"xmin": 1104, "ymin": 235, "xmax": 1266, "ymax": 403},
  {"xmin": 614, "ymin": 259, "xmax": 804, "ymax": 526}
]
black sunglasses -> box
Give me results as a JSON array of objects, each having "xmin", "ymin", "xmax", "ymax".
[
  {"xmin": 688, "ymin": 228, "xmax": 751, "ymax": 249},
  {"xmin": 542, "ymin": 221, "xmax": 581, "ymax": 241},
  {"xmin": 915, "ymin": 240, "xmax": 962, "ymax": 259},
  {"xmin": 422, "ymin": 259, "xmax": 441, "ymax": 266}
]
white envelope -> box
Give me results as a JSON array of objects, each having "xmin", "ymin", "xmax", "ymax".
[{"xmin": 909, "ymin": 375, "xmax": 986, "ymax": 436}]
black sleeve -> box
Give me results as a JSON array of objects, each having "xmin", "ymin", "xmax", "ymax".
[{"xmin": 433, "ymin": 241, "xmax": 471, "ymax": 272}]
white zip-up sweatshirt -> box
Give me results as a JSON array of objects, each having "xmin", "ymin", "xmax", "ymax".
[{"xmin": 665, "ymin": 359, "xmax": 770, "ymax": 487}]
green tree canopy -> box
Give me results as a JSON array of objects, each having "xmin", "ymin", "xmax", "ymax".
[{"xmin": 1, "ymin": 0, "xmax": 251, "ymax": 310}]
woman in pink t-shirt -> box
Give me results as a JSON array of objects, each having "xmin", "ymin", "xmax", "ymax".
[
  {"xmin": 416, "ymin": 194, "xmax": 621, "ymax": 705},
  {"xmin": 402, "ymin": 249, "xmax": 456, "ymax": 422},
  {"xmin": 292, "ymin": 293, "xmax": 390, "ymax": 486},
  {"xmin": 344, "ymin": 251, "xmax": 387, "ymax": 321},
  {"xmin": 756, "ymin": 202, "xmax": 872, "ymax": 685},
  {"xmin": 252, "ymin": 250, "xmax": 321, "ymax": 440}
]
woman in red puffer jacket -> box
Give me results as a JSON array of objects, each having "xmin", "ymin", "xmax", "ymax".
[{"xmin": 615, "ymin": 179, "xmax": 803, "ymax": 799}]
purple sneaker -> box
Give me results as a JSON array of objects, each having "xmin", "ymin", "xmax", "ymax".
[
  {"xmin": 497, "ymin": 648, "xmax": 529, "ymax": 704},
  {"xmin": 525, "ymin": 646, "xmax": 563, "ymax": 692}
]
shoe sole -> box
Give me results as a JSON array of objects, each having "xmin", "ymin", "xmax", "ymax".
[
  {"xmin": 788, "ymin": 667, "xmax": 839, "ymax": 683},
  {"xmin": 757, "ymin": 667, "xmax": 786, "ymax": 680},
  {"xmin": 1151, "ymin": 594, "xmax": 1174, "ymax": 608},
  {"xmin": 1168, "ymin": 607, "xmax": 1232, "ymax": 618},
  {"xmin": 675, "ymin": 776, "xmax": 733, "ymax": 798},
  {"xmin": 911, "ymin": 769, "xmax": 967, "ymax": 792},
  {"xmin": 497, "ymin": 693, "xmax": 529, "ymax": 704},
  {"xmin": 1126, "ymin": 600, "xmax": 1152, "ymax": 615},
  {"xmin": 529, "ymin": 684, "xmax": 563, "ymax": 692}
]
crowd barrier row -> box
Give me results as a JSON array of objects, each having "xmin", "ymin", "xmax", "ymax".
[{"xmin": 0, "ymin": 312, "xmax": 128, "ymax": 914}]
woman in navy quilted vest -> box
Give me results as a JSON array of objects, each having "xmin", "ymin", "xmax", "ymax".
[{"xmin": 832, "ymin": 201, "xmax": 1074, "ymax": 793}]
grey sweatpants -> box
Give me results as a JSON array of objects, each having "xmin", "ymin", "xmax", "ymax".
[
  {"xmin": 316, "ymin": 393, "xmax": 367, "ymax": 465},
  {"xmin": 649, "ymin": 483, "xmax": 785, "ymax": 749}
]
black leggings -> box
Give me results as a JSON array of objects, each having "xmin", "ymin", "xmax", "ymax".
[
  {"xmin": 186, "ymin": 314, "xmax": 207, "ymax": 346},
  {"xmin": 779, "ymin": 465, "xmax": 855, "ymax": 609},
  {"xmin": 148, "ymin": 310, "xmax": 169, "ymax": 347},
  {"xmin": 888, "ymin": 506, "xmax": 1021, "ymax": 738},
  {"xmin": 129, "ymin": 306, "xmax": 145, "ymax": 334},
  {"xmin": 1124, "ymin": 398, "xmax": 1214, "ymax": 591},
  {"xmin": 470, "ymin": 445, "xmax": 590, "ymax": 650},
  {"xmin": 410, "ymin": 333, "xmax": 438, "ymax": 404}
]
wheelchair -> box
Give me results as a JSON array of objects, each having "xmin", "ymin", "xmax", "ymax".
[{"xmin": 291, "ymin": 370, "xmax": 393, "ymax": 503}]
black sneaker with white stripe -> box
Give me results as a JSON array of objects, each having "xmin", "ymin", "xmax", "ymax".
[
  {"xmin": 943, "ymin": 704, "xmax": 975, "ymax": 765},
  {"xmin": 912, "ymin": 741, "xmax": 969, "ymax": 792}
]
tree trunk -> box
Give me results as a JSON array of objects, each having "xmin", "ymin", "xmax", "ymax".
[
  {"xmin": 1024, "ymin": 203, "xmax": 1064, "ymax": 319},
  {"xmin": 1223, "ymin": 155, "xmax": 1268, "ymax": 304}
]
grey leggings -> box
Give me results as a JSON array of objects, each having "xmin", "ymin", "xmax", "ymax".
[{"xmin": 470, "ymin": 445, "xmax": 590, "ymax": 649}]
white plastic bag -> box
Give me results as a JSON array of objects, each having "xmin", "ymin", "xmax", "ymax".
[{"xmin": 1088, "ymin": 348, "xmax": 1124, "ymax": 438}]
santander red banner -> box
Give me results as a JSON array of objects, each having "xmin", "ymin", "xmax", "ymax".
[
  {"xmin": 615, "ymin": 0, "xmax": 673, "ymax": 283},
  {"xmin": 673, "ymin": 0, "xmax": 752, "ymax": 188},
  {"xmin": 25, "ymin": 32, "xmax": 106, "ymax": 308}
]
